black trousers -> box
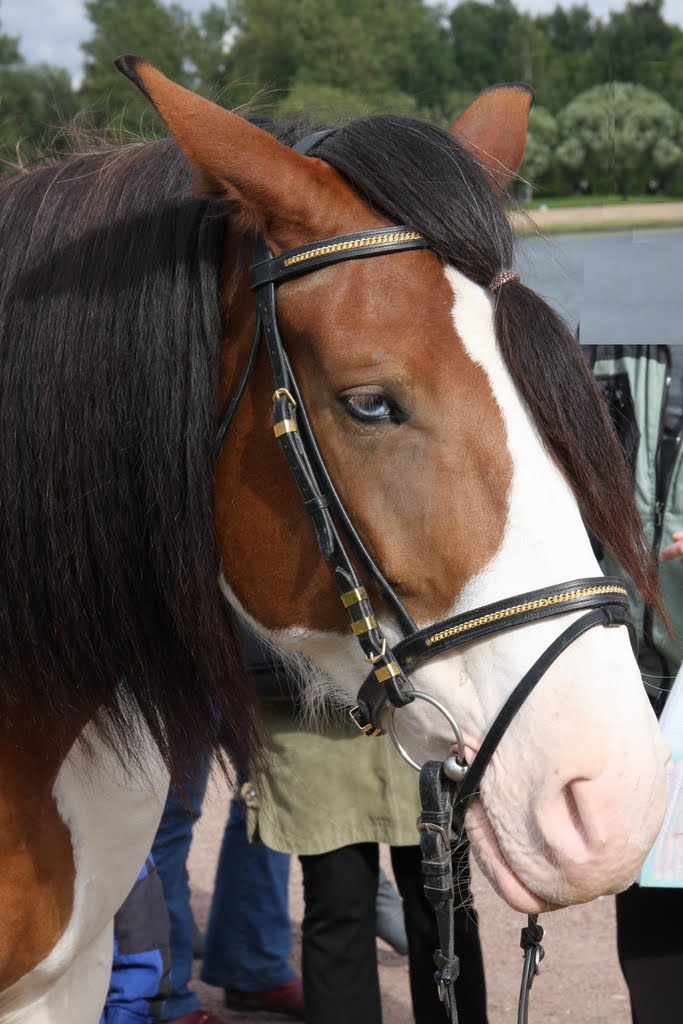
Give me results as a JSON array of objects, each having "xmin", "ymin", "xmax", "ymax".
[
  {"xmin": 616, "ymin": 883, "xmax": 683, "ymax": 1024},
  {"xmin": 300, "ymin": 842, "xmax": 487, "ymax": 1024}
]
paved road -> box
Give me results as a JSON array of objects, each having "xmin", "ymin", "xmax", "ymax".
[{"xmin": 186, "ymin": 773, "xmax": 631, "ymax": 1024}]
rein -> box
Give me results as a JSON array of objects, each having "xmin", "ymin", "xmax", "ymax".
[{"xmin": 215, "ymin": 135, "xmax": 633, "ymax": 1024}]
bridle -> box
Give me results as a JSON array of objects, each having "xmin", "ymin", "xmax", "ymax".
[{"xmin": 215, "ymin": 133, "xmax": 633, "ymax": 1024}]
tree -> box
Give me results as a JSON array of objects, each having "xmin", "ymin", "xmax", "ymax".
[
  {"xmin": 79, "ymin": 0, "xmax": 200, "ymax": 134},
  {"xmin": 0, "ymin": 14, "xmax": 77, "ymax": 165},
  {"xmin": 556, "ymin": 82, "xmax": 682, "ymax": 196},
  {"xmin": 206, "ymin": 0, "xmax": 454, "ymax": 117},
  {"xmin": 519, "ymin": 106, "xmax": 558, "ymax": 195},
  {"xmin": 450, "ymin": 0, "xmax": 520, "ymax": 93},
  {"xmin": 592, "ymin": 0, "xmax": 679, "ymax": 94}
]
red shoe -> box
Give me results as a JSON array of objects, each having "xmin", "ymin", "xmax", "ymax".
[
  {"xmin": 224, "ymin": 978, "xmax": 304, "ymax": 1018},
  {"xmin": 164, "ymin": 1013, "xmax": 225, "ymax": 1024}
]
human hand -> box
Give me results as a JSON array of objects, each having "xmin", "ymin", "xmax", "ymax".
[{"xmin": 661, "ymin": 530, "xmax": 683, "ymax": 564}]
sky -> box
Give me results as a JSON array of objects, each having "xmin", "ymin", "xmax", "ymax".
[{"xmin": 5, "ymin": 0, "xmax": 683, "ymax": 82}]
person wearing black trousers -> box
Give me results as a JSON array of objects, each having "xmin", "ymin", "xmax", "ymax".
[{"xmin": 300, "ymin": 842, "xmax": 486, "ymax": 1024}]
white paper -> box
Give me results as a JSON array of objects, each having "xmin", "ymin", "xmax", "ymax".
[
  {"xmin": 639, "ymin": 663, "xmax": 683, "ymax": 886},
  {"xmin": 658, "ymin": 661, "xmax": 683, "ymax": 758}
]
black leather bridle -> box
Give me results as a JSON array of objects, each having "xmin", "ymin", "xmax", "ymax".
[{"xmin": 215, "ymin": 134, "xmax": 633, "ymax": 1024}]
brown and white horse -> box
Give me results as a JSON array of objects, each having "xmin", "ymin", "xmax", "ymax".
[{"xmin": 0, "ymin": 61, "xmax": 668, "ymax": 1023}]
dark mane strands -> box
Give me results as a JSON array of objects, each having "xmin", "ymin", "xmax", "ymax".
[
  {"xmin": 0, "ymin": 138, "xmax": 262, "ymax": 775},
  {"xmin": 314, "ymin": 117, "xmax": 661, "ymax": 615}
]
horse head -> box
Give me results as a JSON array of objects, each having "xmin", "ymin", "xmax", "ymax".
[{"xmin": 120, "ymin": 58, "xmax": 668, "ymax": 914}]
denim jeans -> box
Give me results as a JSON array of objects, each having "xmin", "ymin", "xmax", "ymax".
[
  {"xmin": 153, "ymin": 766, "xmax": 295, "ymax": 1019},
  {"xmin": 152, "ymin": 765, "xmax": 209, "ymax": 1021},
  {"xmin": 200, "ymin": 793, "xmax": 296, "ymax": 992}
]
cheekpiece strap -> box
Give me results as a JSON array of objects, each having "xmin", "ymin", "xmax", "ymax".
[{"xmin": 250, "ymin": 227, "xmax": 427, "ymax": 289}]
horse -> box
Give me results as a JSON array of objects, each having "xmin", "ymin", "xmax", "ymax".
[{"xmin": 0, "ymin": 57, "xmax": 668, "ymax": 1023}]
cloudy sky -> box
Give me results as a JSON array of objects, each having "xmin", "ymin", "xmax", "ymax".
[{"xmin": 5, "ymin": 0, "xmax": 683, "ymax": 81}]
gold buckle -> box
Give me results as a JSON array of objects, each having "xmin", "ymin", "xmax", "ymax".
[
  {"xmin": 364, "ymin": 637, "xmax": 387, "ymax": 664},
  {"xmin": 272, "ymin": 387, "xmax": 297, "ymax": 408},
  {"xmin": 348, "ymin": 706, "xmax": 383, "ymax": 737}
]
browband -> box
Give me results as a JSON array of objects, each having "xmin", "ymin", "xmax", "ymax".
[{"xmin": 250, "ymin": 226, "xmax": 427, "ymax": 288}]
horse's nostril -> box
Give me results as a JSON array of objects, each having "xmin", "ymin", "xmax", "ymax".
[
  {"xmin": 536, "ymin": 776, "xmax": 608, "ymax": 864},
  {"xmin": 562, "ymin": 778, "xmax": 606, "ymax": 855}
]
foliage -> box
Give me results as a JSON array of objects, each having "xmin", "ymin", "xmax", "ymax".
[
  {"xmin": 204, "ymin": 0, "xmax": 455, "ymax": 116},
  {"xmin": 519, "ymin": 107, "xmax": 558, "ymax": 195},
  {"xmin": 556, "ymin": 82, "xmax": 682, "ymax": 196},
  {"xmin": 275, "ymin": 82, "xmax": 419, "ymax": 121},
  {"xmin": 5, "ymin": 0, "xmax": 683, "ymax": 195},
  {"xmin": 0, "ymin": 17, "xmax": 77, "ymax": 164},
  {"xmin": 79, "ymin": 0, "xmax": 200, "ymax": 134}
]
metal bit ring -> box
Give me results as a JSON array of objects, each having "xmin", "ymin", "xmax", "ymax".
[{"xmin": 386, "ymin": 691, "xmax": 468, "ymax": 781}]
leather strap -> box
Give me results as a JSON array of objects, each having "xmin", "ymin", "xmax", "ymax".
[
  {"xmin": 394, "ymin": 578, "xmax": 629, "ymax": 669},
  {"xmin": 518, "ymin": 915, "xmax": 545, "ymax": 1024},
  {"xmin": 453, "ymin": 604, "xmax": 626, "ymax": 815},
  {"xmin": 418, "ymin": 761, "xmax": 461, "ymax": 1023},
  {"xmin": 250, "ymin": 227, "xmax": 427, "ymax": 288},
  {"xmin": 353, "ymin": 582, "xmax": 629, "ymax": 735}
]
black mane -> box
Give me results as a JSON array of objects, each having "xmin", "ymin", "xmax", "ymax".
[{"xmin": 0, "ymin": 139, "xmax": 261, "ymax": 774}]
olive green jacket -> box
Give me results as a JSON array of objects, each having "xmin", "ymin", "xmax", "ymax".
[{"xmin": 244, "ymin": 703, "xmax": 421, "ymax": 855}]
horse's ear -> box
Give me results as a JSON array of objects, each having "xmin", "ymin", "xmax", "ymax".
[
  {"xmin": 114, "ymin": 55, "xmax": 351, "ymax": 248},
  {"xmin": 451, "ymin": 84, "xmax": 534, "ymax": 193}
]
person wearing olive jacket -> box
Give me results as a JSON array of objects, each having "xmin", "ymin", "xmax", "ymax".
[{"xmin": 587, "ymin": 343, "xmax": 683, "ymax": 1024}]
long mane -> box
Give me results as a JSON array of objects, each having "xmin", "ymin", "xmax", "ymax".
[{"xmin": 0, "ymin": 139, "xmax": 261, "ymax": 774}]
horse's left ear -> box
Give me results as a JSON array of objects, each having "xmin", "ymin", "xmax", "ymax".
[{"xmin": 451, "ymin": 84, "xmax": 534, "ymax": 193}]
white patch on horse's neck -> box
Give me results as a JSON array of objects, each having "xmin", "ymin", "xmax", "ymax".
[{"xmin": 444, "ymin": 264, "xmax": 599, "ymax": 612}]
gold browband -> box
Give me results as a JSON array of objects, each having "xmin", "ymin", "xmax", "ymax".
[{"xmin": 283, "ymin": 231, "xmax": 423, "ymax": 269}]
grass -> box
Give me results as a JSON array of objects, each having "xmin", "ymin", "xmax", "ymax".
[{"xmin": 521, "ymin": 193, "xmax": 683, "ymax": 210}]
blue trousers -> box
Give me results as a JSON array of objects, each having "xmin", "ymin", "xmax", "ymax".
[
  {"xmin": 152, "ymin": 769, "xmax": 294, "ymax": 1020},
  {"xmin": 200, "ymin": 793, "xmax": 296, "ymax": 992},
  {"xmin": 151, "ymin": 767, "xmax": 208, "ymax": 1020}
]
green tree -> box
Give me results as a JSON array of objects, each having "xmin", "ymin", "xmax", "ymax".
[
  {"xmin": 79, "ymin": 0, "xmax": 200, "ymax": 133},
  {"xmin": 208, "ymin": 0, "xmax": 454, "ymax": 116},
  {"xmin": 0, "ymin": 13, "xmax": 77, "ymax": 165},
  {"xmin": 556, "ymin": 82, "xmax": 682, "ymax": 196},
  {"xmin": 519, "ymin": 106, "xmax": 558, "ymax": 194},
  {"xmin": 276, "ymin": 82, "xmax": 419, "ymax": 121},
  {"xmin": 450, "ymin": 0, "xmax": 520, "ymax": 93},
  {"xmin": 592, "ymin": 0, "xmax": 678, "ymax": 94}
]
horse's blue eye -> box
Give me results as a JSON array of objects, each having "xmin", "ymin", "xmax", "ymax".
[{"xmin": 343, "ymin": 393, "xmax": 406, "ymax": 424}]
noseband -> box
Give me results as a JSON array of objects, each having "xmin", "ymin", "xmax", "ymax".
[{"xmin": 215, "ymin": 134, "xmax": 633, "ymax": 1024}]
